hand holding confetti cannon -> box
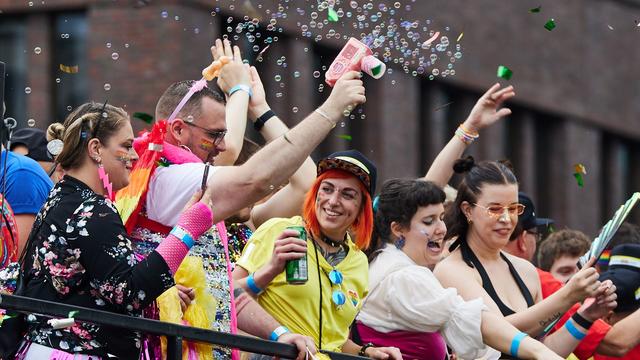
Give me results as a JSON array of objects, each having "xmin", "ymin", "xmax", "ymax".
[
  {"xmin": 325, "ymin": 37, "xmax": 386, "ymax": 87},
  {"xmin": 317, "ymin": 70, "xmax": 367, "ymax": 120}
]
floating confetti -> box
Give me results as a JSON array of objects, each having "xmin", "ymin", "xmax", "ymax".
[
  {"xmin": 422, "ymin": 31, "xmax": 440, "ymax": 47},
  {"xmin": 497, "ymin": 65, "xmax": 513, "ymax": 80},
  {"xmin": 573, "ymin": 173, "xmax": 584, "ymax": 188},
  {"xmin": 59, "ymin": 64, "xmax": 79, "ymax": 74},
  {"xmin": 337, "ymin": 135, "xmax": 352, "ymax": 141},
  {"xmin": 133, "ymin": 112, "xmax": 153, "ymax": 124},
  {"xmin": 544, "ymin": 19, "xmax": 556, "ymax": 31},
  {"xmin": 573, "ymin": 163, "xmax": 586, "ymax": 187},
  {"xmin": 456, "ymin": 32, "xmax": 464, "ymax": 42},
  {"xmin": 529, "ymin": 6, "xmax": 542, "ymax": 13},
  {"xmin": 256, "ymin": 45, "xmax": 271, "ymax": 62},
  {"xmin": 68, "ymin": 311, "xmax": 79, "ymax": 318},
  {"xmin": 157, "ymin": 158, "xmax": 170, "ymax": 167},
  {"xmin": 434, "ymin": 101, "xmax": 454, "ymax": 112},
  {"xmin": 607, "ymin": 24, "xmax": 614, "ymax": 31},
  {"xmin": 327, "ymin": 7, "xmax": 339, "ymax": 22},
  {"xmin": 636, "ymin": 20, "xmax": 640, "ymax": 27}
]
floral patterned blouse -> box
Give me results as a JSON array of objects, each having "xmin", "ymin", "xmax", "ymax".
[{"xmin": 20, "ymin": 176, "xmax": 175, "ymax": 358}]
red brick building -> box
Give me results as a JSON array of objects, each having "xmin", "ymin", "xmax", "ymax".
[{"xmin": 1, "ymin": 0, "xmax": 639, "ymax": 236}]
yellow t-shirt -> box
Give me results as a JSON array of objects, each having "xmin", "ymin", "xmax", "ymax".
[{"xmin": 237, "ymin": 216, "xmax": 369, "ymax": 353}]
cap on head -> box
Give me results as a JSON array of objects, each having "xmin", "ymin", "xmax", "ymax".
[
  {"xmin": 518, "ymin": 192, "xmax": 553, "ymax": 231},
  {"xmin": 10, "ymin": 128, "xmax": 51, "ymax": 162},
  {"xmin": 599, "ymin": 244, "xmax": 640, "ymax": 313},
  {"xmin": 317, "ymin": 150, "xmax": 377, "ymax": 195}
]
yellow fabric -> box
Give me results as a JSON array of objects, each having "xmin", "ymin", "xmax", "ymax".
[
  {"xmin": 237, "ymin": 216, "xmax": 369, "ymax": 353},
  {"xmin": 157, "ymin": 257, "xmax": 216, "ymax": 360},
  {"xmin": 566, "ymin": 354, "xmax": 592, "ymax": 360}
]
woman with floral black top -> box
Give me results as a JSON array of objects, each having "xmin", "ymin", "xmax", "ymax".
[{"xmin": 16, "ymin": 102, "xmax": 215, "ymax": 359}]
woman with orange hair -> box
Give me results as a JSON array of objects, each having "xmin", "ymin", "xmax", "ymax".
[{"xmin": 233, "ymin": 150, "xmax": 401, "ymax": 359}]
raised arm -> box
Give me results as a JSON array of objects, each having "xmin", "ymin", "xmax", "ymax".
[
  {"xmin": 208, "ymin": 71, "xmax": 365, "ymax": 223},
  {"xmin": 212, "ymin": 39, "xmax": 249, "ymax": 166},
  {"xmin": 246, "ymin": 66, "xmax": 316, "ymax": 227},
  {"xmin": 424, "ymin": 83, "xmax": 514, "ymax": 187}
]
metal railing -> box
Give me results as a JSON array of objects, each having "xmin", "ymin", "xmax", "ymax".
[{"xmin": 0, "ymin": 294, "xmax": 366, "ymax": 360}]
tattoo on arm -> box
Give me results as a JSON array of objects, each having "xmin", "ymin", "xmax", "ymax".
[
  {"xmin": 539, "ymin": 312, "xmax": 562, "ymax": 328},
  {"xmin": 234, "ymin": 287, "xmax": 246, "ymax": 298}
]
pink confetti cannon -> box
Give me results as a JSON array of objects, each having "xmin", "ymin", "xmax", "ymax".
[{"xmin": 325, "ymin": 37, "xmax": 386, "ymax": 87}]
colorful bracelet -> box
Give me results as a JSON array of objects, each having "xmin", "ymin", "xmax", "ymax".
[
  {"xmin": 269, "ymin": 325, "xmax": 289, "ymax": 341},
  {"xmin": 246, "ymin": 273, "xmax": 263, "ymax": 295},
  {"xmin": 169, "ymin": 226, "xmax": 195, "ymax": 248},
  {"xmin": 565, "ymin": 319, "xmax": 587, "ymax": 340},
  {"xmin": 455, "ymin": 123, "xmax": 480, "ymax": 145},
  {"xmin": 228, "ymin": 84, "xmax": 253, "ymax": 98},
  {"xmin": 510, "ymin": 331, "xmax": 528, "ymax": 358}
]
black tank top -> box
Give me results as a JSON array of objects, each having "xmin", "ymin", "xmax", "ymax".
[{"xmin": 460, "ymin": 239, "xmax": 535, "ymax": 359}]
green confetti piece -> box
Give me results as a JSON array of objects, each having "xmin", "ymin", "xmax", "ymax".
[
  {"xmin": 544, "ymin": 19, "xmax": 556, "ymax": 31},
  {"xmin": 573, "ymin": 172, "xmax": 584, "ymax": 188},
  {"xmin": 133, "ymin": 112, "xmax": 154, "ymax": 124},
  {"xmin": 337, "ymin": 134, "xmax": 352, "ymax": 141},
  {"xmin": 327, "ymin": 7, "xmax": 339, "ymax": 22},
  {"xmin": 497, "ymin": 65, "xmax": 513, "ymax": 80},
  {"xmin": 529, "ymin": 6, "xmax": 541, "ymax": 13},
  {"xmin": 157, "ymin": 158, "xmax": 170, "ymax": 167},
  {"xmin": 548, "ymin": 224, "xmax": 556, "ymax": 233},
  {"xmin": 68, "ymin": 311, "xmax": 79, "ymax": 318}
]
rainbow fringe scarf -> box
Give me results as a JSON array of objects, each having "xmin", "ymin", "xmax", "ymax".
[{"xmin": 115, "ymin": 120, "xmax": 167, "ymax": 233}]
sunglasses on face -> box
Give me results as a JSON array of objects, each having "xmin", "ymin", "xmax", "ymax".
[
  {"xmin": 473, "ymin": 203, "xmax": 526, "ymax": 219},
  {"xmin": 184, "ymin": 121, "xmax": 227, "ymax": 146}
]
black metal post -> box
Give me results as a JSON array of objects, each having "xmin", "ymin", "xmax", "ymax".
[{"xmin": 166, "ymin": 336, "xmax": 182, "ymax": 360}]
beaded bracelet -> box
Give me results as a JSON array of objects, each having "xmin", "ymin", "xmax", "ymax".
[{"xmin": 455, "ymin": 123, "xmax": 480, "ymax": 145}]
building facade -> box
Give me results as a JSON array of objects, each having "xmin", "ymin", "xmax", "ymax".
[{"xmin": 1, "ymin": 0, "xmax": 639, "ymax": 236}]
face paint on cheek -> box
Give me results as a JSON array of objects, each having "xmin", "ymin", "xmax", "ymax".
[
  {"xmin": 199, "ymin": 138, "xmax": 215, "ymax": 152},
  {"xmin": 115, "ymin": 150, "xmax": 132, "ymax": 164}
]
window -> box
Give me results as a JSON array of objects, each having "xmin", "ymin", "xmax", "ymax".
[
  {"xmin": 53, "ymin": 12, "xmax": 88, "ymax": 123},
  {"xmin": 0, "ymin": 17, "xmax": 27, "ymax": 124}
]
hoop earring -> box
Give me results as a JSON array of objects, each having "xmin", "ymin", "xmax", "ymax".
[{"xmin": 394, "ymin": 235, "xmax": 405, "ymax": 249}]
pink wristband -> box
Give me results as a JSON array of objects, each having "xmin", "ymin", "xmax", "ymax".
[{"xmin": 155, "ymin": 235, "xmax": 190, "ymax": 274}]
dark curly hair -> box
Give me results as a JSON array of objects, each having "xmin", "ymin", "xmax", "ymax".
[
  {"xmin": 444, "ymin": 156, "xmax": 518, "ymax": 250},
  {"xmin": 367, "ymin": 178, "xmax": 446, "ymax": 262}
]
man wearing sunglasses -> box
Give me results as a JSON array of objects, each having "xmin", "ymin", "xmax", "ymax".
[
  {"xmin": 503, "ymin": 192, "xmax": 553, "ymax": 263},
  {"xmin": 116, "ymin": 39, "xmax": 366, "ymax": 360}
]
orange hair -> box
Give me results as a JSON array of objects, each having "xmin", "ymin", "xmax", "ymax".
[{"xmin": 302, "ymin": 169, "xmax": 373, "ymax": 250}]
